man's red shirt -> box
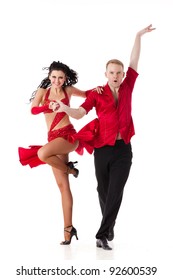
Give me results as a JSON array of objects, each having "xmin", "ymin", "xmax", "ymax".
[{"xmin": 80, "ymin": 67, "xmax": 139, "ymax": 148}]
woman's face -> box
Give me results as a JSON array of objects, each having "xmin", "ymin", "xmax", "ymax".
[{"xmin": 49, "ymin": 70, "xmax": 66, "ymax": 89}]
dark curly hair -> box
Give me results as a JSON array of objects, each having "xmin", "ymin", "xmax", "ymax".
[{"xmin": 29, "ymin": 61, "xmax": 78, "ymax": 102}]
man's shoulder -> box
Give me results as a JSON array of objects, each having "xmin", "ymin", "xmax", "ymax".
[{"xmin": 127, "ymin": 67, "xmax": 139, "ymax": 77}]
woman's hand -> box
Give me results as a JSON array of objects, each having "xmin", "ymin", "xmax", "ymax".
[
  {"xmin": 49, "ymin": 101, "xmax": 67, "ymax": 112},
  {"xmin": 49, "ymin": 101, "xmax": 60, "ymax": 111}
]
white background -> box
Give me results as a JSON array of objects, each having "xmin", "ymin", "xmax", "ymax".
[{"xmin": 0, "ymin": 0, "xmax": 173, "ymax": 279}]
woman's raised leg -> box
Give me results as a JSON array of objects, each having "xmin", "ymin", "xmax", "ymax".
[{"xmin": 38, "ymin": 138, "xmax": 79, "ymax": 176}]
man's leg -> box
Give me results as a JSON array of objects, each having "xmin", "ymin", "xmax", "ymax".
[
  {"xmin": 94, "ymin": 146, "xmax": 112, "ymax": 250},
  {"xmin": 95, "ymin": 141, "xmax": 132, "ymax": 242}
]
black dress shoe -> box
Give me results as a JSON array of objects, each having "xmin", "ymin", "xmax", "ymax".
[
  {"xmin": 96, "ymin": 237, "xmax": 112, "ymax": 250},
  {"xmin": 107, "ymin": 228, "xmax": 114, "ymax": 241}
]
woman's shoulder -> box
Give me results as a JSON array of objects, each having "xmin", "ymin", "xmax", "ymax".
[
  {"xmin": 36, "ymin": 87, "xmax": 48, "ymax": 95},
  {"xmin": 64, "ymin": 85, "xmax": 73, "ymax": 95},
  {"xmin": 35, "ymin": 88, "xmax": 50, "ymax": 104}
]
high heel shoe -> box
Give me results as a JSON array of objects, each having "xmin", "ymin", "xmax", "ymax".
[
  {"xmin": 66, "ymin": 161, "xmax": 79, "ymax": 178},
  {"xmin": 60, "ymin": 225, "xmax": 78, "ymax": 245}
]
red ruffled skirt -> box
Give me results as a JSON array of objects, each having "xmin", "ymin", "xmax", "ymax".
[{"xmin": 18, "ymin": 119, "xmax": 99, "ymax": 168}]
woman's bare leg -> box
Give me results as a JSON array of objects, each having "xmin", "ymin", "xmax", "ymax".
[
  {"xmin": 51, "ymin": 154, "xmax": 74, "ymax": 242},
  {"xmin": 38, "ymin": 138, "xmax": 79, "ymax": 175}
]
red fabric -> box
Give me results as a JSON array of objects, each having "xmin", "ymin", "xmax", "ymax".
[
  {"xmin": 48, "ymin": 124, "xmax": 76, "ymax": 142},
  {"xmin": 31, "ymin": 104, "xmax": 52, "ymax": 114},
  {"xmin": 81, "ymin": 67, "xmax": 138, "ymax": 146},
  {"xmin": 18, "ymin": 120, "xmax": 99, "ymax": 168},
  {"xmin": 69, "ymin": 118, "xmax": 99, "ymax": 155},
  {"xmin": 18, "ymin": 145, "xmax": 45, "ymax": 168}
]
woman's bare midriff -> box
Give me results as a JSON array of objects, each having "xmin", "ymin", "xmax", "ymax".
[{"xmin": 45, "ymin": 114, "xmax": 71, "ymax": 131}]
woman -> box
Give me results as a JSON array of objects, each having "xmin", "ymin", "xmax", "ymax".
[{"xmin": 18, "ymin": 61, "xmax": 87, "ymax": 245}]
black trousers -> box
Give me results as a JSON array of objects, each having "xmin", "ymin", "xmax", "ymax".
[{"xmin": 94, "ymin": 140, "xmax": 132, "ymax": 239}]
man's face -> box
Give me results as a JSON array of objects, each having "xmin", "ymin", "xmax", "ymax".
[{"xmin": 105, "ymin": 63, "xmax": 125, "ymax": 88}]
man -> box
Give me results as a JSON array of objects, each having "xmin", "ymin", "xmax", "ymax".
[{"xmin": 51, "ymin": 24, "xmax": 155, "ymax": 250}]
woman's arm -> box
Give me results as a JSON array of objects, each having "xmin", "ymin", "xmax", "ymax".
[{"xmin": 31, "ymin": 88, "xmax": 52, "ymax": 114}]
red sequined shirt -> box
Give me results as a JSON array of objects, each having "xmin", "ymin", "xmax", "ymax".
[{"xmin": 80, "ymin": 67, "xmax": 139, "ymax": 147}]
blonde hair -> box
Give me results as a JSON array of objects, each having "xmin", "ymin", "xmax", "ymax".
[{"xmin": 106, "ymin": 59, "xmax": 124, "ymax": 70}]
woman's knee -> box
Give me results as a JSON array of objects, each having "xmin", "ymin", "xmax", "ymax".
[{"xmin": 37, "ymin": 147, "xmax": 47, "ymax": 162}]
